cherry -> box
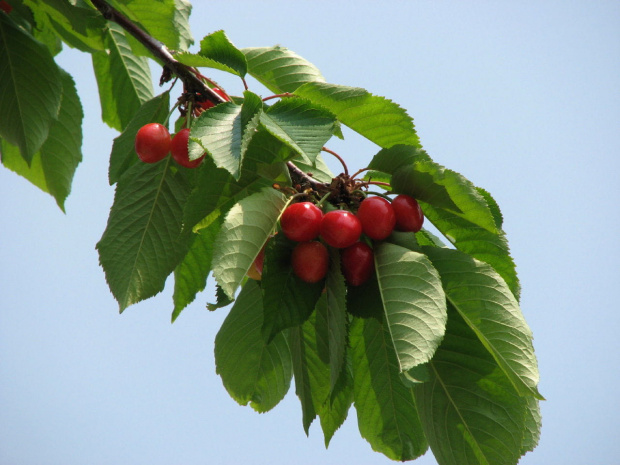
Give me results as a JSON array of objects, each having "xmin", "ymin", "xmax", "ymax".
[
  {"xmin": 280, "ymin": 202, "xmax": 323, "ymax": 242},
  {"xmin": 135, "ymin": 123, "xmax": 170, "ymax": 163},
  {"xmin": 170, "ymin": 128, "xmax": 205, "ymax": 168},
  {"xmin": 0, "ymin": 1, "xmax": 12, "ymax": 13},
  {"xmin": 356, "ymin": 196, "xmax": 396, "ymax": 240},
  {"xmin": 291, "ymin": 241, "xmax": 329, "ymax": 283},
  {"xmin": 392, "ymin": 194, "xmax": 424, "ymax": 232},
  {"xmin": 341, "ymin": 242, "xmax": 375, "ymax": 286},
  {"xmin": 212, "ymin": 87, "xmax": 230, "ymax": 101},
  {"xmin": 320, "ymin": 210, "xmax": 362, "ymax": 248},
  {"xmin": 247, "ymin": 246, "xmax": 266, "ymax": 281}
]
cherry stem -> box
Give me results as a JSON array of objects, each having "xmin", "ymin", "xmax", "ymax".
[
  {"xmin": 366, "ymin": 181, "xmax": 391, "ymax": 187},
  {"xmin": 321, "ymin": 147, "xmax": 348, "ymax": 176},
  {"xmin": 350, "ymin": 167, "xmax": 370, "ymax": 180},
  {"xmin": 90, "ymin": 0, "xmax": 226, "ymax": 105},
  {"xmin": 262, "ymin": 93, "xmax": 295, "ymax": 102}
]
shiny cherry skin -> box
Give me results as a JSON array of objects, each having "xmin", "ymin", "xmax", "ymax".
[
  {"xmin": 392, "ymin": 194, "xmax": 424, "ymax": 232},
  {"xmin": 320, "ymin": 210, "xmax": 362, "ymax": 248},
  {"xmin": 356, "ymin": 196, "xmax": 396, "ymax": 240},
  {"xmin": 291, "ymin": 241, "xmax": 329, "ymax": 283},
  {"xmin": 170, "ymin": 128, "xmax": 204, "ymax": 168},
  {"xmin": 341, "ymin": 242, "xmax": 375, "ymax": 286},
  {"xmin": 135, "ymin": 123, "xmax": 170, "ymax": 163},
  {"xmin": 280, "ymin": 202, "xmax": 323, "ymax": 242}
]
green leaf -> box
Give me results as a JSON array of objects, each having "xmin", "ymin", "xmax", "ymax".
[
  {"xmin": 171, "ymin": 218, "xmax": 221, "ymax": 322},
  {"xmin": 289, "ymin": 307, "xmax": 353, "ymax": 442},
  {"xmin": 350, "ymin": 316, "xmax": 428, "ymax": 461},
  {"xmin": 96, "ymin": 159, "xmax": 191, "ymax": 311},
  {"xmin": 211, "ymin": 187, "xmax": 287, "ymax": 300},
  {"xmin": 293, "ymin": 152, "xmax": 334, "ymax": 183},
  {"xmin": 174, "ymin": 29, "xmax": 247, "ymax": 77},
  {"xmin": 522, "ymin": 396, "xmax": 542, "ymax": 455},
  {"xmin": 243, "ymin": 45, "xmax": 325, "ymax": 94},
  {"xmin": 92, "ymin": 22, "xmax": 153, "ymax": 132},
  {"xmin": 316, "ymin": 248, "xmax": 348, "ymax": 390},
  {"xmin": 113, "ymin": 0, "xmax": 193, "ymax": 52},
  {"xmin": 414, "ymin": 307, "xmax": 531, "ymax": 465},
  {"xmin": 24, "ymin": 0, "xmax": 106, "ymax": 53},
  {"xmin": 214, "ymin": 280, "xmax": 292, "ymax": 412},
  {"xmin": 260, "ymin": 98, "xmax": 337, "ymax": 165},
  {"xmin": 189, "ymin": 91, "xmax": 263, "ymax": 180},
  {"xmin": 423, "ymin": 246, "xmax": 542, "ymax": 400},
  {"xmin": 1, "ymin": 68, "xmax": 82, "ymax": 211},
  {"xmin": 182, "ymin": 154, "xmax": 272, "ymax": 233},
  {"xmin": 261, "ymin": 233, "xmax": 324, "ymax": 343},
  {"xmin": 0, "ymin": 12, "xmax": 62, "ymax": 161},
  {"xmin": 374, "ymin": 242, "xmax": 447, "ymax": 372},
  {"xmin": 421, "ymin": 203, "xmax": 520, "ymax": 299},
  {"xmin": 207, "ymin": 284, "xmax": 235, "ymax": 311},
  {"xmin": 370, "ymin": 145, "xmax": 498, "ymax": 233},
  {"xmin": 108, "ymin": 91, "xmax": 170, "ymax": 185},
  {"xmin": 294, "ymin": 82, "xmax": 420, "ymax": 149}
]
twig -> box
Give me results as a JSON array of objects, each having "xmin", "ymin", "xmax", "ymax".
[{"xmin": 90, "ymin": 0, "xmax": 225, "ymax": 104}]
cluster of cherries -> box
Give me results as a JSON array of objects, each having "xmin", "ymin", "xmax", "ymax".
[
  {"xmin": 250, "ymin": 195, "xmax": 424, "ymax": 286},
  {"xmin": 134, "ymin": 87, "xmax": 230, "ymax": 168}
]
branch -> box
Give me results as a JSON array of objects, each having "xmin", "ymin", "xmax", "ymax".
[
  {"xmin": 90, "ymin": 0, "xmax": 225, "ymax": 103},
  {"xmin": 286, "ymin": 162, "xmax": 329, "ymax": 194}
]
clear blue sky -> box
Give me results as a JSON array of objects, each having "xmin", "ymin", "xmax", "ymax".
[{"xmin": 1, "ymin": 1, "xmax": 619, "ymax": 464}]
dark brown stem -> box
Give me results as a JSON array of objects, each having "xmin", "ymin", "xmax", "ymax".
[{"xmin": 90, "ymin": 0, "xmax": 225, "ymax": 103}]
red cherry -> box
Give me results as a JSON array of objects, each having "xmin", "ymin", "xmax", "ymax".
[
  {"xmin": 0, "ymin": 1, "xmax": 12, "ymax": 13},
  {"xmin": 392, "ymin": 195, "xmax": 424, "ymax": 232},
  {"xmin": 135, "ymin": 123, "xmax": 170, "ymax": 163},
  {"xmin": 170, "ymin": 128, "xmax": 204, "ymax": 168},
  {"xmin": 280, "ymin": 202, "xmax": 323, "ymax": 242},
  {"xmin": 356, "ymin": 196, "xmax": 396, "ymax": 240},
  {"xmin": 247, "ymin": 246, "xmax": 266, "ymax": 281},
  {"xmin": 292, "ymin": 241, "xmax": 329, "ymax": 283},
  {"xmin": 341, "ymin": 242, "xmax": 375, "ymax": 286},
  {"xmin": 212, "ymin": 87, "xmax": 231, "ymax": 102},
  {"xmin": 320, "ymin": 210, "xmax": 362, "ymax": 248}
]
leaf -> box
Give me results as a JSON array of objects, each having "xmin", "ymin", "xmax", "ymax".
[
  {"xmin": 24, "ymin": 0, "xmax": 106, "ymax": 53},
  {"xmin": 370, "ymin": 145, "xmax": 498, "ymax": 233},
  {"xmin": 108, "ymin": 92, "xmax": 170, "ymax": 185},
  {"xmin": 421, "ymin": 203, "xmax": 520, "ymax": 299},
  {"xmin": 174, "ymin": 29, "xmax": 247, "ymax": 77},
  {"xmin": 243, "ymin": 45, "xmax": 325, "ymax": 94},
  {"xmin": 113, "ymin": 0, "xmax": 193, "ymax": 52},
  {"xmin": 214, "ymin": 280, "xmax": 292, "ymax": 412},
  {"xmin": 260, "ymin": 98, "xmax": 337, "ymax": 165},
  {"xmin": 1, "ymin": 68, "xmax": 82, "ymax": 211},
  {"xmin": 261, "ymin": 233, "xmax": 324, "ymax": 343},
  {"xmin": 521, "ymin": 396, "xmax": 542, "ymax": 455},
  {"xmin": 211, "ymin": 187, "xmax": 287, "ymax": 300},
  {"xmin": 294, "ymin": 82, "xmax": 420, "ymax": 149},
  {"xmin": 0, "ymin": 11, "xmax": 62, "ymax": 162},
  {"xmin": 350, "ymin": 316, "xmax": 428, "ymax": 461},
  {"xmin": 182, "ymin": 154, "xmax": 272, "ymax": 233},
  {"xmin": 422, "ymin": 246, "xmax": 542, "ymax": 400},
  {"xmin": 96, "ymin": 159, "xmax": 191, "ymax": 311},
  {"xmin": 374, "ymin": 242, "xmax": 447, "ymax": 372},
  {"xmin": 315, "ymin": 248, "xmax": 348, "ymax": 389},
  {"xmin": 414, "ymin": 306, "xmax": 532, "ymax": 465},
  {"xmin": 207, "ymin": 284, "xmax": 235, "ymax": 311},
  {"xmin": 171, "ymin": 218, "xmax": 221, "ymax": 322},
  {"xmin": 92, "ymin": 22, "xmax": 153, "ymax": 132},
  {"xmin": 188, "ymin": 91, "xmax": 263, "ymax": 180},
  {"xmin": 289, "ymin": 307, "xmax": 353, "ymax": 442}
]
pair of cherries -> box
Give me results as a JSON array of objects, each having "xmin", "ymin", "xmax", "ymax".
[
  {"xmin": 135, "ymin": 123, "xmax": 204, "ymax": 168},
  {"xmin": 280, "ymin": 195, "xmax": 424, "ymax": 285}
]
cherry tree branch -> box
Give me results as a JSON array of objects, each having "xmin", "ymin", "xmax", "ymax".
[{"xmin": 89, "ymin": 0, "xmax": 225, "ymax": 103}]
